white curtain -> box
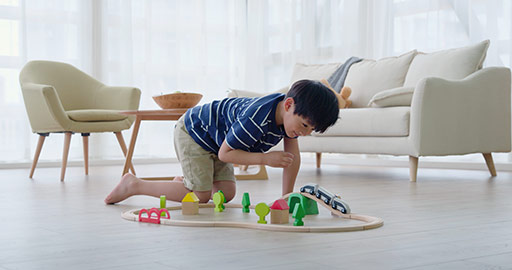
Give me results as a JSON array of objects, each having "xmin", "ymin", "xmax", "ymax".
[
  {"xmin": 0, "ymin": 0, "xmax": 245, "ymax": 164},
  {"xmin": 1, "ymin": 0, "xmax": 511, "ymax": 165},
  {"xmin": 95, "ymin": 0, "xmax": 245, "ymax": 160}
]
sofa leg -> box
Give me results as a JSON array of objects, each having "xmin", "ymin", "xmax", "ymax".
[
  {"xmin": 409, "ymin": 156, "xmax": 418, "ymax": 182},
  {"xmin": 316, "ymin": 152, "xmax": 322, "ymax": 168},
  {"xmin": 482, "ymin": 153, "xmax": 497, "ymax": 177}
]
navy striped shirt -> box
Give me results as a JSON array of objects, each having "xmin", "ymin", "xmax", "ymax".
[{"xmin": 184, "ymin": 93, "xmax": 287, "ymax": 154}]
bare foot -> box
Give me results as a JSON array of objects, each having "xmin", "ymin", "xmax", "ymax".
[
  {"xmin": 172, "ymin": 176, "xmax": 184, "ymax": 182},
  {"xmin": 104, "ymin": 173, "xmax": 139, "ymax": 204}
]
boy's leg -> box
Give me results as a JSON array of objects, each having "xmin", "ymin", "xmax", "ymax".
[
  {"xmin": 104, "ymin": 173, "xmax": 196, "ymax": 204},
  {"xmin": 174, "ymin": 116, "xmax": 216, "ymax": 203},
  {"xmin": 212, "ymin": 180, "xmax": 236, "ymax": 202},
  {"xmin": 212, "ymin": 156, "xmax": 236, "ymax": 202}
]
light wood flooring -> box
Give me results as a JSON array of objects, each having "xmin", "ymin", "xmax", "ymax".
[{"xmin": 1, "ymin": 161, "xmax": 512, "ymax": 270}]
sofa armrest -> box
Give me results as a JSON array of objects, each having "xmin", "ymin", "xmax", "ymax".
[
  {"xmin": 409, "ymin": 67, "xmax": 511, "ymax": 156},
  {"xmin": 95, "ymin": 86, "xmax": 141, "ymax": 110},
  {"xmin": 20, "ymin": 83, "xmax": 72, "ymax": 132}
]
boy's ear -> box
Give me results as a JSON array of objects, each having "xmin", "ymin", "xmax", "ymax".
[{"xmin": 284, "ymin": 97, "xmax": 295, "ymax": 112}]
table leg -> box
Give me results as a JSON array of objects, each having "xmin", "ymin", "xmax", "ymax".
[
  {"xmin": 115, "ymin": 131, "xmax": 136, "ymax": 174},
  {"xmin": 122, "ymin": 116, "xmax": 141, "ymax": 176},
  {"xmin": 235, "ymin": 165, "xmax": 268, "ymax": 180}
]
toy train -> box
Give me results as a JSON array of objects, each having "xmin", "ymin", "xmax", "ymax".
[{"xmin": 300, "ymin": 183, "xmax": 351, "ymax": 214}]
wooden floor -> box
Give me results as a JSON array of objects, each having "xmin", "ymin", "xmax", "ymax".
[{"xmin": 1, "ymin": 161, "xmax": 512, "ymax": 270}]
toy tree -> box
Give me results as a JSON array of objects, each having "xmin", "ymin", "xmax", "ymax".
[
  {"xmin": 213, "ymin": 191, "xmax": 225, "ymax": 212},
  {"xmin": 255, "ymin": 202, "xmax": 270, "ymax": 224},
  {"xmin": 160, "ymin": 195, "xmax": 167, "ymax": 216},
  {"xmin": 292, "ymin": 203, "xmax": 305, "ymax": 226},
  {"xmin": 218, "ymin": 190, "xmax": 226, "ymax": 210},
  {"xmin": 242, "ymin": 192, "xmax": 251, "ymax": 213}
]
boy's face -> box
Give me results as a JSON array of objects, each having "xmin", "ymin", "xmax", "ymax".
[{"xmin": 282, "ymin": 98, "xmax": 315, "ymax": 138}]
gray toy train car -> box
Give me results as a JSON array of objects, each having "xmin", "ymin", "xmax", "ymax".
[{"xmin": 300, "ymin": 183, "xmax": 351, "ymax": 214}]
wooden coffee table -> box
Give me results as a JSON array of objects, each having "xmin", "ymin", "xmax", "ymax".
[{"xmin": 120, "ymin": 109, "xmax": 267, "ymax": 181}]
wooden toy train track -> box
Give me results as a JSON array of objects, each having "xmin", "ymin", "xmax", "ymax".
[{"xmin": 121, "ymin": 192, "xmax": 383, "ymax": 232}]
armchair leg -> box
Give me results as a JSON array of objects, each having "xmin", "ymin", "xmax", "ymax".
[
  {"xmin": 482, "ymin": 153, "xmax": 497, "ymax": 177},
  {"xmin": 82, "ymin": 133, "xmax": 90, "ymax": 175},
  {"xmin": 114, "ymin": 132, "xmax": 136, "ymax": 174},
  {"xmin": 316, "ymin": 152, "xmax": 322, "ymax": 168},
  {"xmin": 61, "ymin": 132, "xmax": 72, "ymax": 181},
  {"xmin": 30, "ymin": 133, "xmax": 48, "ymax": 178},
  {"xmin": 409, "ymin": 156, "xmax": 418, "ymax": 182}
]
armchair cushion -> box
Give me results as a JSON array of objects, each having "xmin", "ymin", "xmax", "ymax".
[
  {"xmin": 404, "ymin": 40, "xmax": 489, "ymax": 87},
  {"xmin": 66, "ymin": 109, "xmax": 128, "ymax": 122},
  {"xmin": 368, "ymin": 86, "xmax": 415, "ymax": 107},
  {"xmin": 19, "ymin": 60, "xmax": 141, "ymax": 133}
]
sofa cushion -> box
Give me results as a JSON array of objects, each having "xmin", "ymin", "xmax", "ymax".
[
  {"xmin": 368, "ymin": 86, "xmax": 415, "ymax": 107},
  {"xmin": 403, "ymin": 40, "xmax": 490, "ymax": 87},
  {"xmin": 289, "ymin": 62, "xmax": 341, "ymax": 85},
  {"xmin": 67, "ymin": 109, "xmax": 127, "ymax": 122},
  {"xmin": 344, "ymin": 50, "xmax": 417, "ymax": 108},
  {"xmin": 313, "ymin": 107, "xmax": 410, "ymax": 137}
]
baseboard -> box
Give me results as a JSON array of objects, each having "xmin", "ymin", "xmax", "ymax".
[
  {"xmin": 300, "ymin": 156, "xmax": 512, "ymax": 172},
  {"xmin": 2, "ymin": 155, "xmax": 512, "ymax": 172},
  {"xmin": 0, "ymin": 157, "xmax": 179, "ymax": 169}
]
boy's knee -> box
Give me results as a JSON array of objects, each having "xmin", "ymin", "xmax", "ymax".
[
  {"xmin": 212, "ymin": 181, "xmax": 236, "ymax": 202},
  {"xmin": 194, "ymin": 191, "xmax": 211, "ymax": 203},
  {"xmin": 223, "ymin": 192, "xmax": 235, "ymax": 203}
]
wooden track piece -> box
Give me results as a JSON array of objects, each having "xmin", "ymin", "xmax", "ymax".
[{"xmin": 122, "ymin": 192, "xmax": 383, "ymax": 232}]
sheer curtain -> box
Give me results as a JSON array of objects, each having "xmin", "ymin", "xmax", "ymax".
[
  {"xmin": 244, "ymin": 0, "xmax": 512, "ymax": 164},
  {"xmin": 245, "ymin": 0, "xmax": 510, "ymax": 90},
  {"xmin": 1, "ymin": 0, "xmax": 511, "ymax": 165},
  {"xmin": 0, "ymin": 0, "xmax": 244, "ymax": 164},
  {"xmin": 0, "ymin": 0, "xmax": 94, "ymax": 164},
  {"xmin": 95, "ymin": 0, "xmax": 245, "ymax": 161}
]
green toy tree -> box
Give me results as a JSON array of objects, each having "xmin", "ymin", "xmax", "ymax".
[
  {"xmin": 255, "ymin": 202, "xmax": 270, "ymax": 224},
  {"xmin": 242, "ymin": 192, "xmax": 251, "ymax": 213},
  {"xmin": 218, "ymin": 190, "xmax": 226, "ymax": 210},
  {"xmin": 292, "ymin": 203, "xmax": 305, "ymax": 226},
  {"xmin": 213, "ymin": 191, "xmax": 225, "ymax": 212}
]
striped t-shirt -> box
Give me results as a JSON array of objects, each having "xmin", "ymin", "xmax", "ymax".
[{"xmin": 184, "ymin": 93, "xmax": 287, "ymax": 154}]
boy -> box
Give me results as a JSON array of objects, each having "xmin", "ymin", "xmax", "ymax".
[{"xmin": 105, "ymin": 79, "xmax": 339, "ymax": 204}]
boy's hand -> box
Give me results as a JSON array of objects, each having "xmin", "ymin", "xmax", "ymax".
[{"xmin": 263, "ymin": 151, "xmax": 294, "ymax": 168}]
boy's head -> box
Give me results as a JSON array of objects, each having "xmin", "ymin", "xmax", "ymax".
[{"xmin": 283, "ymin": 79, "xmax": 339, "ymax": 135}]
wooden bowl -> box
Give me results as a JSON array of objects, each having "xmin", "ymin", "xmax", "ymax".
[{"xmin": 152, "ymin": 92, "xmax": 203, "ymax": 109}]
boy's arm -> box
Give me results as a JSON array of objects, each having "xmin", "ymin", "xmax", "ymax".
[
  {"xmin": 218, "ymin": 140, "xmax": 294, "ymax": 168},
  {"xmin": 282, "ymin": 137, "xmax": 300, "ymax": 195}
]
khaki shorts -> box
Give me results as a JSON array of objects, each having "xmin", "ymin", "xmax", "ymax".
[{"xmin": 174, "ymin": 116, "xmax": 235, "ymax": 191}]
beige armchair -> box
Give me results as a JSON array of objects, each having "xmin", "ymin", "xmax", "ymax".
[{"xmin": 19, "ymin": 60, "xmax": 141, "ymax": 180}]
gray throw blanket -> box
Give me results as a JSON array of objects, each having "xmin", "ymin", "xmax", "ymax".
[{"xmin": 327, "ymin": 56, "xmax": 362, "ymax": 93}]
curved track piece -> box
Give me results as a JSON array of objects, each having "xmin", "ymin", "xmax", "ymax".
[{"xmin": 121, "ymin": 193, "xmax": 383, "ymax": 232}]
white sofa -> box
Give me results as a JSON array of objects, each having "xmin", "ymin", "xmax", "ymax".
[{"xmin": 229, "ymin": 40, "xmax": 511, "ymax": 181}]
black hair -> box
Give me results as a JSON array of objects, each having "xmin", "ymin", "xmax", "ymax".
[{"xmin": 285, "ymin": 79, "xmax": 339, "ymax": 133}]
